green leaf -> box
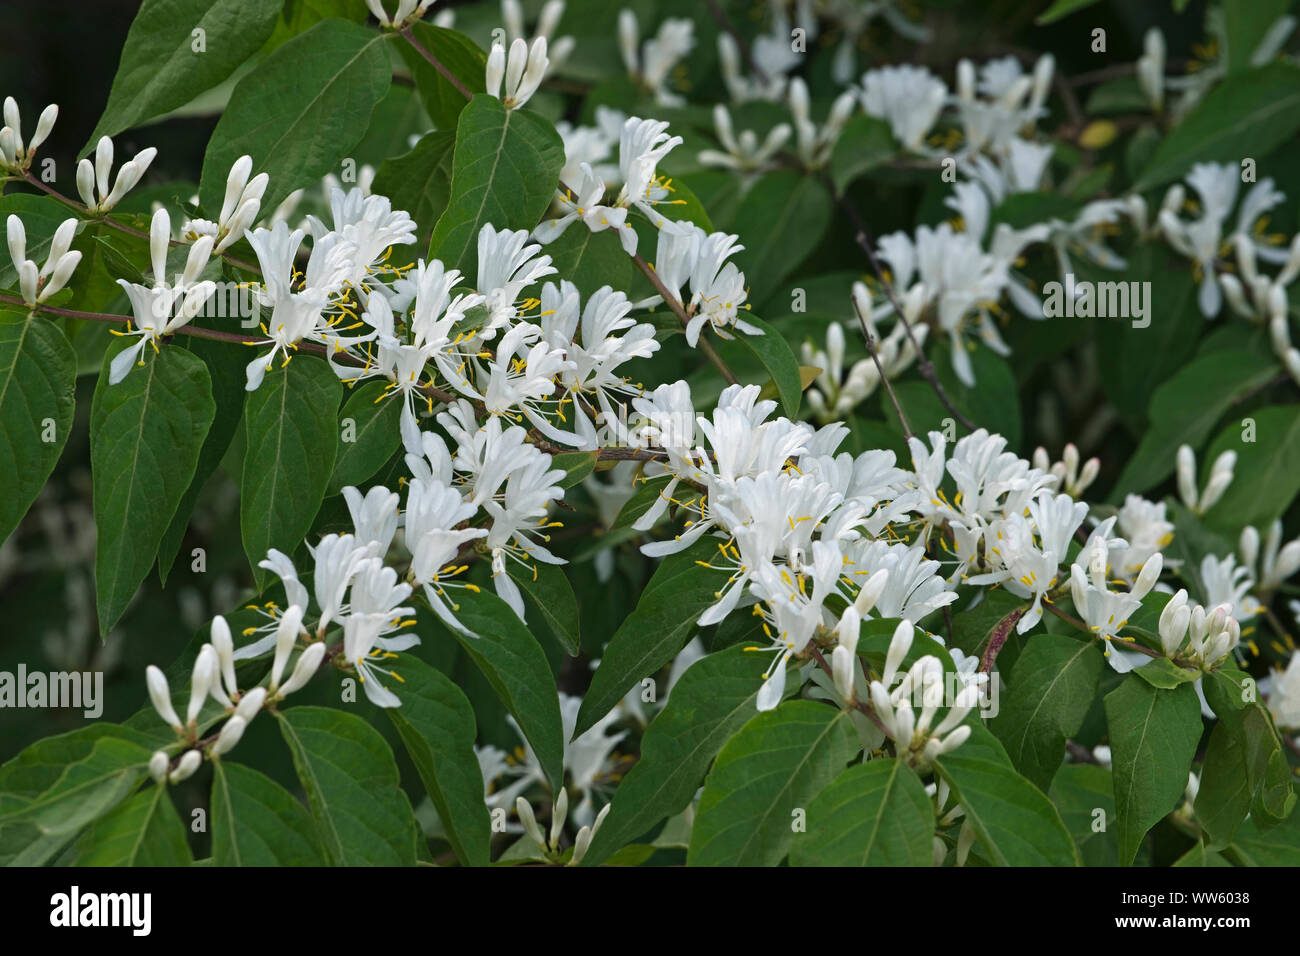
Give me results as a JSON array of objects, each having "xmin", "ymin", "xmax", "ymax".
[
  {"xmin": 506, "ymin": 562, "xmax": 582, "ymax": 656},
  {"xmin": 241, "ymin": 356, "xmax": 341, "ymax": 590},
  {"xmin": 932, "ymin": 724, "xmax": 1080, "ymax": 866},
  {"xmin": 789, "ymin": 758, "xmax": 934, "ymax": 866},
  {"xmin": 428, "ymin": 95, "xmax": 565, "ymax": 282},
  {"xmin": 890, "ymin": 343, "xmax": 1023, "ymax": 451},
  {"xmin": 1112, "ymin": 348, "xmax": 1278, "ymax": 497},
  {"xmin": 1199, "ymin": 668, "xmax": 1296, "ymax": 838},
  {"xmin": 1227, "ymin": 811, "xmax": 1300, "ymax": 865},
  {"xmin": 211, "ymin": 761, "xmax": 327, "ymax": 866},
  {"xmin": 543, "ymin": 224, "xmax": 648, "ymax": 299},
  {"xmin": 87, "ymin": 0, "xmax": 284, "ymax": 147},
  {"xmin": 1195, "ymin": 718, "xmax": 1255, "ymax": 847},
  {"xmin": 376, "ymin": 657, "xmax": 490, "ymax": 867},
  {"xmin": 1133, "ymin": 63, "xmax": 1300, "ymax": 191},
  {"xmin": 688, "ymin": 701, "xmax": 857, "ymax": 866},
  {"xmin": 574, "ymin": 536, "xmax": 731, "ymax": 737},
  {"xmin": 199, "ymin": 19, "xmax": 392, "ymax": 212},
  {"xmin": 1202, "ymin": 404, "xmax": 1300, "ymax": 533},
  {"xmin": 158, "ymin": 327, "xmax": 249, "ymax": 583},
  {"xmin": 1132, "ymin": 657, "xmax": 1201, "ymax": 689},
  {"xmin": 1050, "ymin": 763, "xmax": 1119, "ymax": 866},
  {"xmin": 70, "ymin": 786, "xmax": 192, "ymax": 866},
  {"xmin": 437, "ymin": 588, "xmax": 565, "ymax": 791},
  {"xmin": 0, "ymin": 736, "xmax": 154, "ymax": 836},
  {"xmin": 91, "ymin": 344, "xmax": 216, "ymax": 634},
  {"xmin": 370, "ymin": 130, "xmax": 456, "ymax": 246},
  {"xmin": 735, "ymin": 315, "xmax": 802, "ymax": 416},
  {"xmin": 1173, "ymin": 840, "xmax": 1232, "ymax": 866},
  {"xmin": 1036, "ymin": 0, "xmax": 1102, "ymax": 24},
  {"xmin": 1104, "ymin": 676, "xmax": 1202, "ymax": 866},
  {"xmin": 0, "ymin": 312, "xmax": 76, "ymax": 545},
  {"xmin": 276, "ymin": 706, "xmax": 421, "ymax": 866},
  {"xmin": 728, "ymin": 171, "xmax": 833, "ymax": 309},
  {"xmin": 0, "ymin": 195, "xmax": 76, "ymax": 289},
  {"xmin": 551, "ymin": 451, "xmax": 598, "ymax": 489},
  {"xmin": 1089, "ymin": 245, "xmax": 1199, "ymax": 419},
  {"xmin": 991, "ymin": 634, "xmax": 1105, "ymax": 791},
  {"xmin": 1224, "ymin": 0, "xmax": 1295, "ymax": 73},
  {"xmin": 328, "ymin": 380, "xmax": 402, "ymax": 495},
  {"xmin": 397, "ymin": 23, "xmax": 487, "ymax": 131},
  {"xmin": 580, "ymin": 645, "xmax": 772, "ymax": 866},
  {"xmin": 0, "ymin": 724, "xmax": 162, "ymax": 865},
  {"xmin": 829, "ymin": 115, "xmax": 897, "ymax": 195}
]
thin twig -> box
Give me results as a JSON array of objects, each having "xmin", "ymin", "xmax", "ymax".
[
  {"xmin": 631, "ymin": 252, "xmax": 738, "ymax": 385},
  {"xmin": 703, "ymin": 0, "xmax": 768, "ymax": 84},
  {"xmin": 400, "ymin": 26, "xmax": 472, "ymax": 99},
  {"xmin": 14, "ymin": 170, "xmax": 261, "ymax": 273},
  {"xmin": 834, "ymin": 190, "xmax": 975, "ymax": 431},
  {"xmin": 851, "ymin": 290, "xmax": 910, "ymax": 439}
]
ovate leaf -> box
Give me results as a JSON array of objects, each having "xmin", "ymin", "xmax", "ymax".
[
  {"xmin": 211, "ymin": 761, "xmax": 326, "ymax": 866},
  {"xmin": 1134, "ymin": 63, "xmax": 1300, "ymax": 191},
  {"xmin": 789, "ymin": 758, "xmax": 934, "ymax": 867},
  {"xmin": 91, "ymin": 344, "xmax": 215, "ymax": 634},
  {"xmin": 241, "ymin": 356, "xmax": 341, "ymax": 590},
  {"xmin": 0, "ymin": 312, "xmax": 76, "ymax": 545},
  {"xmin": 380, "ymin": 657, "xmax": 491, "ymax": 867},
  {"xmin": 71, "ymin": 786, "xmax": 192, "ymax": 866},
  {"xmin": 276, "ymin": 706, "xmax": 421, "ymax": 867},
  {"xmin": 200, "ymin": 19, "xmax": 392, "ymax": 211},
  {"xmin": 991, "ymin": 634, "xmax": 1105, "ymax": 791},
  {"xmin": 574, "ymin": 537, "xmax": 731, "ymax": 737},
  {"xmin": 933, "ymin": 724, "xmax": 1080, "ymax": 866},
  {"xmin": 88, "ymin": 0, "xmax": 284, "ymax": 146},
  {"xmin": 580, "ymin": 645, "xmax": 772, "ymax": 866},
  {"xmin": 1104, "ymin": 676, "xmax": 1203, "ymax": 866},
  {"xmin": 428, "ymin": 95, "xmax": 565, "ymax": 281},
  {"xmin": 688, "ymin": 701, "xmax": 857, "ymax": 866},
  {"xmin": 435, "ymin": 588, "xmax": 565, "ymax": 792}
]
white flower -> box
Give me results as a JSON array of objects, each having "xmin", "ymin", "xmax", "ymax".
[
  {"xmin": 1175, "ymin": 444, "xmax": 1235, "ymax": 515},
  {"xmin": 475, "ymin": 224, "xmax": 556, "ymax": 338},
  {"xmin": 109, "ymin": 209, "xmax": 217, "ymax": 383},
  {"xmin": 1032, "ymin": 444, "xmax": 1099, "ymax": 498},
  {"xmin": 534, "ymin": 162, "xmax": 635, "ymax": 254},
  {"xmin": 788, "ymin": 78, "xmax": 856, "ymax": 169},
  {"xmin": 310, "ymin": 186, "xmax": 416, "ymax": 291},
  {"xmin": 1137, "ymin": 28, "xmax": 1166, "ymax": 112},
  {"xmin": 0, "ymin": 97, "xmax": 57, "ymax": 172},
  {"xmin": 5, "ymin": 214, "xmax": 81, "ymax": 308},
  {"xmin": 1200, "ymin": 553, "xmax": 1262, "ymax": 622},
  {"xmin": 618, "ymin": 11, "xmax": 694, "ymax": 106},
  {"xmin": 145, "ymin": 665, "xmax": 183, "ymax": 733},
  {"xmin": 75, "ymin": 136, "xmax": 157, "ymax": 214},
  {"xmin": 344, "ymin": 485, "xmax": 400, "ymax": 558},
  {"xmin": 859, "ymin": 65, "xmax": 947, "ymax": 152},
  {"xmin": 614, "ymin": 116, "xmax": 683, "ymax": 228},
  {"xmin": 365, "ymin": 0, "xmax": 436, "ymax": 29},
  {"xmin": 1263, "ymin": 651, "xmax": 1300, "ymax": 729},
  {"xmin": 1241, "ymin": 520, "xmax": 1300, "ymax": 594},
  {"xmin": 182, "ymin": 155, "xmax": 269, "ymax": 254},
  {"xmin": 169, "ymin": 750, "xmax": 203, "ymax": 784},
  {"xmin": 1111, "ymin": 494, "xmax": 1174, "ymax": 583},
  {"xmin": 698, "ymin": 104, "xmax": 791, "ymax": 174},
  {"xmin": 486, "ymin": 36, "xmax": 550, "ymax": 110}
]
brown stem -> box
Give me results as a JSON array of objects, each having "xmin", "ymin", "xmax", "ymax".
[
  {"xmin": 851, "ymin": 289, "xmax": 911, "ymax": 439},
  {"xmin": 834, "ymin": 190, "xmax": 975, "ymax": 431},
  {"xmin": 16, "ymin": 170, "xmax": 260, "ymax": 273},
  {"xmin": 630, "ymin": 252, "xmax": 738, "ymax": 385},
  {"xmin": 400, "ymin": 27, "xmax": 473, "ymax": 99}
]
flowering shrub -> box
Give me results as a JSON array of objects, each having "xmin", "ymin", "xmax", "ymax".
[{"xmin": 2, "ymin": 0, "xmax": 1300, "ymax": 869}]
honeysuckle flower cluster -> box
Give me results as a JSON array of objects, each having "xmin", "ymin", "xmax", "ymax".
[
  {"xmin": 5, "ymin": 213, "xmax": 81, "ymax": 308},
  {"xmin": 144, "ymin": 611, "xmax": 322, "ymax": 783},
  {"xmin": 0, "ymin": 97, "xmax": 57, "ymax": 173},
  {"xmin": 617, "ymin": 10, "xmax": 694, "ymax": 108}
]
